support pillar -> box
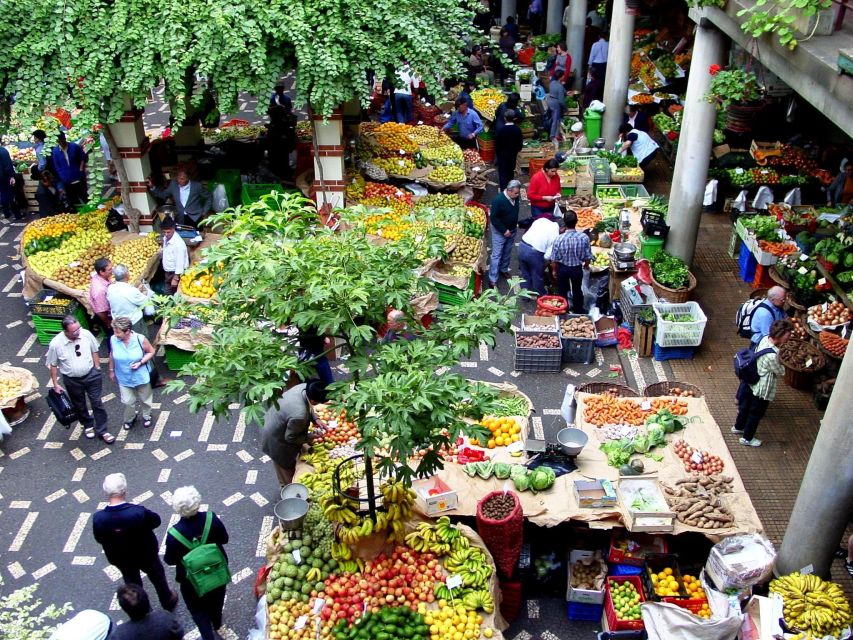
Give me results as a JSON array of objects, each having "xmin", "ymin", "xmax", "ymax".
[
  {"xmin": 310, "ymin": 111, "xmax": 346, "ymax": 209},
  {"xmin": 546, "ymin": 0, "xmax": 564, "ymax": 34},
  {"xmin": 173, "ymin": 122, "xmax": 202, "ymax": 163},
  {"xmin": 665, "ymin": 18, "xmax": 724, "ymax": 265},
  {"xmin": 776, "ymin": 350, "xmax": 853, "ymax": 579},
  {"xmin": 601, "ymin": 0, "xmax": 635, "ymax": 145},
  {"xmin": 501, "ymin": 0, "xmax": 517, "ymax": 25},
  {"xmin": 567, "ymin": 0, "xmax": 588, "ymax": 90},
  {"xmin": 107, "ymin": 108, "xmax": 156, "ymax": 230}
]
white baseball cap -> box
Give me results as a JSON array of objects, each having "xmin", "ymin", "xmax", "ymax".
[{"xmin": 571, "ymin": 121, "xmax": 584, "ymax": 133}]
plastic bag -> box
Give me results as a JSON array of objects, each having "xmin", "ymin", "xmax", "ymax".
[
  {"xmin": 703, "ymin": 179, "xmax": 718, "ymax": 207},
  {"xmin": 587, "ymin": 100, "xmax": 605, "ymax": 112},
  {"xmin": 752, "ymin": 186, "xmax": 773, "ymax": 210},
  {"xmin": 246, "ymin": 596, "xmax": 267, "ymax": 640},
  {"xmin": 641, "ymin": 600, "xmax": 743, "ymax": 640},
  {"xmin": 211, "ymin": 183, "xmax": 229, "ymax": 213},
  {"xmin": 783, "ymin": 187, "xmax": 801, "ymax": 206},
  {"xmin": 733, "ymin": 190, "xmax": 748, "ymax": 212}
]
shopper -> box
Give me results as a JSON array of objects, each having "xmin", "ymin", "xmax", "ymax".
[
  {"xmin": 110, "ymin": 583, "xmax": 184, "ymax": 640},
  {"xmin": 488, "ymin": 179, "xmax": 522, "ymax": 287},
  {"xmin": 827, "ymin": 161, "xmax": 853, "ymax": 206},
  {"xmin": 457, "ymin": 81, "xmax": 476, "ymax": 110},
  {"xmin": 519, "ymin": 216, "xmax": 566, "ymax": 297},
  {"xmin": 32, "ymin": 129, "xmax": 48, "ymax": 174},
  {"xmin": 160, "ymin": 217, "xmax": 189, "ymax": 295},
  {"xmin": 297, "ymin": 328, "xmax": 334, "ymax": 385},
  {"xmin": 623, "ymin": 104, "xmax": 650, "ymax": 133},
  {"xmin": 147, "ymin": 169, "xmax": 212, "ymax": 229},
  {"xmin": 588, "ymin": 32, "xmax": 609, "ymax": 79},
  {"xmin": 582, "ymin": 67, "xmax": 604, "ymax": 111},
  {"xmin": 0, "ymin": 142, "xmax": 18, "ymax": 220},
  {"xmin": 732, "ymin": 319, "xmax": 793, "ymax": 447},
  {"xmin": 106, "ymin": 265, "xmax": 153, "ymax": 337},
  {"xmin": 494, "ymin": 110, "xmax": 524, "ymax": 190},
  {"xmin": 749, "ymin": 286, "xmax": 788, "ymax": 347},
  {"xmin": 503, "ymin": 15, "xmax": 520, "ymax": 42},
  {"xmin": 92, "ymin": 473, "xmax": 178, "ymax": 610},
  {"xmin": 109, "ymin": 316, "xmax": 155, "ymax": 431},
  {"xmin": 46, "ymin": 316, "xmax": 114, "ymax": 443},
  {"xmin": 442, "ymin": 97, "xmax": 484, "ymax": 150},
  {"xmin": 527, "ymin": 158, "xmax": 562, "ymax": 219},
  {"xmin": 527, "ymin": 0, "xmax": 543, "ymax": 34},
  {"xmin": 494, "ymin": 93, "xmax": 524, "ymax": 132},
  {"xmin": 550, "ymin": 210, "xmax": 592, "ymax": 313},
  {"xmin": 49, "ymin": 610, "xmax": 113, "ymax": 640},
  {"xmin": 617, "ymin": 123, "xmax": 660, "ymax": 170},
  {"xmin": 548, "ymin": 42, "xmax": 572, "ymax": 87},
  {"xmin": 35, "ymin": 170, "xmax": 66, "ymax": 217},
  {"xmin": 165, "ymin": 486, "xmax": 229, "ymax": 640},
  {"xmin": 545, "ymin": 81, "xmax": 567, "ymax": 145},
  {"xmin": 262, "ymin": 380, "xmax": 329, "ymax": 487},
  {"xmin": 51, "ymin": 132, "xmax": 88, "ymax": 207},
  {"xmin": 269, "ymin": 84, "xmax": 293, "ymax": 111},
  {"xmin": 89, "ymin": 257, "xmax": 114, "ymax": 339},
  {"xmin": 394, "ymin": 65, "xmax": 417, "ymax": 124}
]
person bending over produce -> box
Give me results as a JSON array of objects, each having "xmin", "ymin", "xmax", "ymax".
[
  {"xmin": 617, "ymin": 123, "xmax": 659, "ymax": 171},
  {"xmin": 732, "ymin": 319, "xmax": 793, "ymax": 447},
  {"xmin": 262, "ymin": 380, "xmax": 328, "ymax": 487}
]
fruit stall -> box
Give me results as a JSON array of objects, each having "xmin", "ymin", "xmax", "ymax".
[{"xmin": 0, "ymin": 365, "xmax": 39, "ymax": 427}]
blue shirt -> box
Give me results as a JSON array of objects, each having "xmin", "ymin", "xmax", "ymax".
[
  {"xmin": 51, "ymin": 141, "xmax": 87, "ymax": 186},
  {"xmin": 110, "ymin": 333, "xmax": 151, "ymax": 387},
  {"xmin": 34, "ymin": 142, "xmax": 47, "ymax": 171},
  {"xmin": 750, "ymin": 302, "xmax": 786, "ymax": 345},
  {"xmin": 443, "ymin": 109, "xmax": 483, "ymax": 139},
  {"xmin": 551, "ymin": 230, "xmax": 593, "ymax": 266}
]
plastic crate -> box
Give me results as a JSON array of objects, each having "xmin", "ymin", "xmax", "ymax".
[
  {"xmin": 642, "ymin": 553, "xmax": 687, "ymax": 601},
  {"xmin": 514, "ymin": 330, "xmax": 563, "ymax": 373},
  {"xmin": 738, "ymin": 243, "xmax": 758, "ymax": 283},
  {"xmin": 640, "ymin": 209, "xmax": 670, "ymax": 240},
  {"xmin": 567, "ymin": 601, "xmax": 605, "ymax": 622},
  {"xmin": 521, "ymin": 314, "xmax": 559, "ymax": 332},
  {"xmin": 652, "ymin": 343, "xmax": 696, "ymax": 361},
  {"xmin": 435, "ymin": 271, "xmax": 480, "ymax": 306},
  {"xmin": 621, "ymin": 281, "xmax": 657, "ymax": 326},
  {"xmin": 620, "ymin": 184, "xmax": 650, "ymax": 199},
  {"xmin": 558, "ymin": 314, "xmax": 596, "ymax": 364},
  {"xmin": 608, "ymin": 563, "xmax": 645, "ymax": 576},
  {"xmin": 604, "ymin": 576, "xmax": 646, "ymax": 631},
  {"xmin": 30, "ymin": 290, "xmax": 79, "ymax": 317},
  {"xmin": 241, "ymin": 183, "xmax": 286, "ymax": 206},
  {"xmin": 653, "ymin": 302, "xmax": 707, "ymax": 347},
  {"xmin": 595, "ymin": 184, "xmax": 626, "ymax": 204},
  {"xmin": 212, "ymin": 169, "xmax": 242, "ymax": 208},
  {"xmin": 607, "ymin": 532, "xmax": 669, "ymax": 566},
  {"xmin": 662, "ymin": 597, "xmax": 710, "ymax": 616},
  {"xmin": 589, "ymin": 158, "xmax": 611, "ymax": 184},
  {"xmin": 32, "ymin": 307, "xmax": 89, "ymax": 345},
  {"xmin": 164, "ymin": 345, "xmax": 195, "ymax": 372},
  {"xmin": 752, "ymin": 264, "xmax": 773, "ymax": 289}
]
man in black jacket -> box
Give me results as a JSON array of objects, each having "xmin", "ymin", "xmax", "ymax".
[
  {"xmin": 110, "ymin": 583, "xmax": 184, "ymax": 640},
  {"xmin": 488, "ymin": 180, "xmax": 521, "ymax": 287},
  {"xmin": 494, "ymin": 110, "xmax": 523, "ymax": 191},
  {"xmin": 147, "ymin": 169, "xmax": 212, "ymax": 229},
  {"xmin": 92, "ymin": 473, "xmax": 178, "ymax": 611}
]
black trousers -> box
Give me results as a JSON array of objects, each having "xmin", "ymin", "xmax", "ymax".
[
  {"xmin": 556, "ymin": 263, "xmax": 585, "ymax": 313},
  {"xmin": 734, "ymin": 381, "xmax": 770, "ymax": 441},
  {"xmin": 118, "ymin": 555, "xmax": 174, "ymax": 609},
  {"xmin": 63, "ymin": 368, "xmax": 108, "ymax": 435},
  {"xmin": 496, "ymin": 154, "xmax": 517, "ymax": 190},
  {"xmin": 180, "ymin": 581, "xmax": 226, "ymax": 640}
]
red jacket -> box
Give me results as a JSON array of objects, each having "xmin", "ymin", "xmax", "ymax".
[{"xmin": 527, "ymin": 170, "xmax": 561, "ymax": 208}]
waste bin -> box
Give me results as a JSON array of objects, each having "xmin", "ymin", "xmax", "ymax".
[
  {"xmin": 584, "ymin": 110, "xmax": 602, "ymax": 144},
  {"xmin": 639, "ymin": 234, "xmax": 665, "ymax": 260}
]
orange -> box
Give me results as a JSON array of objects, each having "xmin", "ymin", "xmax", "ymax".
[
  {"xmin": 470, "ymin": 438, "xmax": 480, "ymax": 446},
  {"xmin": 487, "ymin": 439, "xmax": 496, "ymax": 449}
]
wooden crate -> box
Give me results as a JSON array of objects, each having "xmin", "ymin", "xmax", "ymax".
[{"xmin": 23, "ymin": 177, "xmax": 38, "ymax": 212}]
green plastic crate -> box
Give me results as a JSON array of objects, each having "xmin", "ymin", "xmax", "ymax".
[
  {"xmin": 435, "ymin": 271, "xmax": 480, "ymax": 306},
  {"xmin": 212, "ymin": 169, "xmax": 242, "ymax": 208},
  {"xmin": 241, "ymin": 183, "xmax": 286, "ymax": 206},
  {"xmin": 32, "ymin": 307, "xmax": 89, "ymax": 345},
  {"xmin": 165, "ymin": 345, "xmax": 195, "ymax": 372}
]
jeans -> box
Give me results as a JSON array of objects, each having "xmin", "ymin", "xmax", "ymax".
[
  {"xmin": 488, "ymin": 225, "xmax": 516, "ymax": 285},
  {"xmin": 118, "ymin": 382, "xmax": 154, "ymax": 423},
  {"xmin": 313, "ymin": 354, "xmax": 335, "ymax": 385},
  {"xmin": 734, "ymin": 381, "xmax": 770, "ymax": 441},
  {"xmin": 180, "ymin": 582, "xmax": 226, "ymax": 640},
  {"xmin": 518, "ymin": 241, "xmax": 546, "ymax": 297},
  {"xmin": 394, "ymin": 93, "xmax": 413, "ymax": 123},
  {"xmin": 63, "ymin": 368, "xmax": 108, "ymax": 435},
  {"xmin": 119, "ymin": 556, "xmax": 175, "ymax": 609},
  {"xmin": 556, "ymin": 263, "xmax": 585, "ymax": 313},
  {"xmin": 530, "ymin": 204, "xmax": 556, "ymax": 219}
]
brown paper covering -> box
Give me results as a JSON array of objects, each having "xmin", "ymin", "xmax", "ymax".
[{"xmin": 0, "ymin": 365, "xmax": 39, "ymax": 408}]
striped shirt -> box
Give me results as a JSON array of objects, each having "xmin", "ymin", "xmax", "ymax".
[{"xmin": 750, "ymin": 336, "xmax": 785, "ymax": 401}]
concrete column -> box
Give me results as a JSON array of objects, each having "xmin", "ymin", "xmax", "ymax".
[
  {"xmin": 173, "ymin": 122, "xmax": 202, "ymax": 163},
  {"xmin": 776, "ymin": 350, "xmax": 853, "ymax": 579},
  {"xmin": 601, "ymin": 0, "xmax": 635, "ymax": 145},
  {"xmin": 567, "ymin": 0, "xmax": 588, "ymax": 90},
  {"xmin": 311, "ymin": 111, "xmax": 346, "ymax": 209},
  {"xmin": 546, "ymin": 0, "xmax": 564, "ymax": 34},
  {"xmin": 665, "ymin": 19, "xmax": 724, "ymax": 264},
  {"xmin": 501, "ymin": 0, "xmax": 516, "ymax": 25},
  {"xmin": 107, "ymin": 108, "xmax": 156, "ymax": 229}
]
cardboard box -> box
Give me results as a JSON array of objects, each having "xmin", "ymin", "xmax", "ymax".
[
  {"xmin": 739, "ymin": 595, "xmax": 784, "ymax": 640},
  {"xmin": 574, "ymin": 479, "xmax": 617, "ymax": 508},
  {"xmin": 712, "ymin": 144, "xmax": 731, "ymax": 158},
  {"xmin": 617, "ymin": 477, "xmax": 675, "ymax": 533},
  {"xmin": 566, "ymin": 550, "xmax": 607, "ymax": 604},
  {"xmin": 413, "ymin": 477, "xmax": 458, "ymax": 515},
  {"xmin": 594, "ymin": 316, "xmax": 618, "ymax": 345}
]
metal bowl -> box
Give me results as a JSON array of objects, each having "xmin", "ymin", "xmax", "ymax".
[
  {"xmin": 273, "ymin": 498, "xmax": 309, "ymax": 531},
  {"xmin": 280, "ymin": 483, "xmax": 309, "ymax": 501},
  {"xmin": 556, "ymin": 427, "xmax": 589, "ymax": 456},
  {"xmin": 613, "ymin": 242, "xmax": 638, "ymax": 261}
]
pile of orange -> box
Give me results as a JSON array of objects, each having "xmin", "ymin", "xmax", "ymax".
[
  {"xmin": 471, "ymin": 417, "xmax": 521, "ymax": 449},
  {"xmin": 682, "ymin": 575, "xmax": 711, "ymax": 618}
]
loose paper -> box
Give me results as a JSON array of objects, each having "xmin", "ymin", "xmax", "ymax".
[{"xmin": 292, "ymin": 549, "xmax": 301, "ymax": 564}]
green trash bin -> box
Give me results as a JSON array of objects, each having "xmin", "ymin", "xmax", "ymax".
[
  {"xmin": 584, "ymin": 109, "xmax": 602, "ymax": 144},
  {"xmin": 640, "ymin": 234, "xmax": 665, "ymax": 260}
]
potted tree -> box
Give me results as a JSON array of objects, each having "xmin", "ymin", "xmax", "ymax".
[{"xmin": 704, "ymin": 65, "xmax": 764, "ymax": 133}]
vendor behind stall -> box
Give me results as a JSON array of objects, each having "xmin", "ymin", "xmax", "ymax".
[
  {"xmin": 147, "ymin": 169, "xmax": 212, "ymax": 229},
  {"xmin": 35, "ymin": 170, "xmax": 66, "ymax": 218},
  {"xmin": 442, "ymin": 97, "xmax": 483, "ymax": 150},
  {"xmin": 51, "ymin": 132, "xmax": 88, "ymax": 208},
  {"xmin": 568, "ymin": 121, "xmax": 590, "ymax": 155},
  {"xmin": 160, "ymin": 217, "xmax": 189, "ymax": 296},
  {"xmin": 827, "ymin": 160, "xmax": 853, "ymax": 206}
]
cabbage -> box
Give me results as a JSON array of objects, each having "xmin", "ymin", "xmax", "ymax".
[
  {"xmin": 647, "ymin": 425, "xmax": 667, "ymax": 447},
  {"xmin": 494, "ymin": 462, "xmax": 512, "ymax": 479},
  {"xmin": 601, "ymin": 439, "xmax": 633, "ymax": 467},
  {"xmin": 530, "ymin": 468, "xmax": 555, "ymax": 492},
  {"xmin": 632, "ymin": 434, "xmax": 651, "ymax": 453},
  {"xmin": 510, "ymin": 464, "xmax": 528, "ymax": 479},
  {"xmin": 512, "ymin": 472, "xmax": 530, "ymax": 492}
]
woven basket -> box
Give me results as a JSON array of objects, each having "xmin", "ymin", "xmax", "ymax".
[
  {"xmin": 650, "ymin": 271, "xmax": 696, "ymax": 304},
  {"xmin": 575, "ymin": 382, "xmax": 639, "ymax": 398},
  {"xmin": 643, "ymin": 381, "xmax": 704, "ymax": 398},
  {"xmin": 779, "ymin": 340, "xmax": 825, "ymax": 390}
]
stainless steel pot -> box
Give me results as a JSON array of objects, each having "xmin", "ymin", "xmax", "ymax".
[
  {"xmin": 556, "ymin": 428, "xmax": 588, "ymax": 456},
  {"xmin": 613, "ymin": 242, "xmax": 637, "ymax": 261}
]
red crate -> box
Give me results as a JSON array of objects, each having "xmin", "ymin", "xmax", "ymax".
[
  {"xmin": 607, "ymin": 532, "xmax": 669, "ymax": 567},
  {"xmin": 751, "ymin": 264, "xmax": 773, "ymax": 289},
  {"xmin": 662, "ymin": 596, "xmax": 708, "ymax": 616},
  {"xmin": 605, "ymin": 576, "xmax": 646, "ymax": 632}
]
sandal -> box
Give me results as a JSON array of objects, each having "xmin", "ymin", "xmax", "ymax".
[
  {"xmin": 142, "ymin": 416, "xmax": 152, "ymax": 428},
  {"xmin": 85, "ymin": 427, "xmax": 96, "ymax": 439},
  {"xmin": 846, "ymin": 560, "xmax": 853, "ymax": 578},
  {"xmin": 99, "ymin": 432, "xmax": 116, "ymax": 445},
  {"xmin": 123, "ymin": 415, "xmax": 138, "ymax": 431},
  {"xmin": 834, "ymin": 547, "xmax": 846, "ymax": 559}
]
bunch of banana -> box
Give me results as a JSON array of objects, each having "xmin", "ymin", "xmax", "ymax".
[
  {"xmin": 461, "ymin": 590, "xmax": 495, "ymax": 614},
  {"xmin": 404, "ymin": 517, "xmax": 470, "ymax": 556},
  {"xmin": 331, "ymin": 541, "xmax": 353, "ymax": 561},
  {"xmin": 305, "ymin": 567, "xmax": 324, "ymax": 582},
  {"xmin": 444, "ymin": 548, "xmax": 493, "ymax": 590},
  {"xmin": 336, "ymin": 558, "xmax": 365, "ymax": 574},
  {"xmin": 770, "ymin": 572, "xmax": 852, "ymax": 638},
  {"xmin": 380, "ymin": 480, "xmax": 416, "ymax": 543},
  {"xmin": 336, "ymin": 517, "xmax": 376, "ymax": 544},
  {"xmin": 321, "ymin": 495, "xmax": 359, "ymax": 526}
]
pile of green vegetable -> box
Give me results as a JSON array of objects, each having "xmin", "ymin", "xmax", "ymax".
[
  {"xmin": 738, "ymin": 215, "xmax": 780, "ymax": 241},
  {"xmin": 488, "ymin": 395, "xmax": 530, "ymax": 418},
  {"xmin": 814, "ymin": 238, "xmax": 851, "ymax": 268},
  {"xmin": 599, "ymin": 408, "xmax": 685, "ymax": 469},
  {"xmin": 462, "ymin": 461, "xmax": 556, "ymax": 493},
  {"xmin": 596, "ymin": 150, "xmax": 638, "ymax": 168},
  {"xmin": 651, "ymin": 251, "xmax": 691, "ymax": 290},
  {"xmin": 661, "ymin": 312, "xmax": 693, "ymax": 323}
]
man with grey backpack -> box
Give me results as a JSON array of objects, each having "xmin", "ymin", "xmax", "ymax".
[{"xmin": 735, "ymin": 286, "xmax": 787, "ymax": 346}]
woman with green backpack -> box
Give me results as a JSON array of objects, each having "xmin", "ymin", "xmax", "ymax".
[{"xmin": 165, "ymin": 486, "xmax": 230, "ymax": 640}]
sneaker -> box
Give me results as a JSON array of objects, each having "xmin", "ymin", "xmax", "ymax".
[
  {"xmin": 731, "ymin": 426, "xmax": 744, "ymax": 434},
  {"xmin": 739, "ymin": 437, "xmax": 762, "ymax": 447}
]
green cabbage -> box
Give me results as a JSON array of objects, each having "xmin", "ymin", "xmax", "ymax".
[
  {"xmin": 494, "ymin": 463, "xmax": 512, "ymax": 479},
  {"xmin": 632, "ymin": 435, "xmax": 651, "ymax": 453},
  {"xmin": 512, "ymin": 472, "xmax": 530, "ymax": 492},
  {"xmin": 510, "ymin": 464, "xmax": 528, "ymax": 479},
  {"xmin": 647, "ymin": 425, "xmax": 667, "ymax": 447},
  {"xmin": 530, "ymin": 468, "xmax": 555, "ymax": 492}
]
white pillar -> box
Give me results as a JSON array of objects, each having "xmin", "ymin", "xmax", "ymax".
[
  {"xmin": 311, "ymin": 111, "xmax": 346, "ymax": 209},
  {"xmin": 776, "ymin": 349, "xmax": 853, "ymax": 579},
  {"xmin": 601, "ymin": 0, "xmax": 635, "ymax": 145},
  {"xmin": 567, "ymin": 0, "xmax": 588, "ymax": 90},
  {"xmin": 665, "ymin": 19, "xmax": 724, "ymax": 265},
  {"xmin": 501, "ymin": 0, "xmax": 517, "ymax": 25},
  {"xmin": 546, "ymin": 0, "xmax": 564, "ymax": 34}
]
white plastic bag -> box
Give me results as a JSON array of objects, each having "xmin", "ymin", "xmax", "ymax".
[
  {"xmin": 641, "ymin": 601, "xmax": 743, "ymax": 640},
  {"xmin": 703, "ymin": 179, "xmax": 718, "ymax": 206},
  {"xmin": 246, "ymin": 596, "xmax": 267, "ymax": 640},
  {"xmin": 783, "ymin": 187, "xmax": 801, "ymax": 206},
  {"xmin": 211, "ymin": 183, "xmax": 229, "ymax": 213},
  {"xmin": 587, "ymin": 100, "xmax": 606, "ymax": 112},
  {"xmin": 733, "ymin": 189, "xmax": 748, "ymax": 212},
  {"xmin": 752, "ymin": 186, "xmax": 773, "ymax": 210}
]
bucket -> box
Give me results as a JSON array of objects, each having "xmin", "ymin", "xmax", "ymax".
[
  {"xmin": 584, "ymin": 110, "xmax": 602, "ymax": 143},
  {"xmin": 640, "ymin": 234, "xmax": 664, "ymax": 260},
  {"xmin": 273, "ymin": 498, "xmax": 309, "ymax": 532},
  {"xmin": 280, "ymin": 483, "xmax": 309, "ymax": 501}
]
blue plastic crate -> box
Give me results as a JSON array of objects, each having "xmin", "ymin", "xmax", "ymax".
[
  {"xmin": 567, "ymin": 601, "xmax": 604, "ymax": 621},
  {"xmin": 608, "ymin": 563, "xmax": 645, "ymax": 576},
  {"xmin": 738, "ymin": 243, "xmax": 757, "ymax": 283},
  {"xmin": 653, "ymin": 342, "xmax": 696, "ymax": 361}
]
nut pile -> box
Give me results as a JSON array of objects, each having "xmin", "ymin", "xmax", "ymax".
[
  {"xmin": 480, "ymin": 493, "xmax": 516, "ymax": 519},
  {"xmin": 516, "ymin": 333, "xmax": 560, "ymax": 348}
]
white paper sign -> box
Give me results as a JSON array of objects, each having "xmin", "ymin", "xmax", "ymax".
[
  {"xmin": 805, "ymin": 358, "xmax": 813, "ymax": 368},
  {"xmin": 641, "ymin": 400, "xmax": 652, "ymax": 410},
  {"xmin": 800, "ymin": 564, "xmax": 814, "ymax": 575},
  {"xmin": 799, "ymin": 253, "xmax": 810, "ymax": 261},
  {"xmin": 312, "ymin": 598, "xmax": 326, "ymax": 614},
  {"xmin": 798, "ymin": 267, "xmax": 808, "ymax": 275},
  {"xmin": 690, "ymin": 451, "xmax": 703, "ymax": 464},
  {"xmin": 446, "ymin": 574, "xmax": 463, "ymax": 590},
  {"xmin": 292, "ymin": 549, "xmax": 301, "ymax": 564},
  {"xmin": 818, "ymin": 278, "xmax": 827, "ymax": 286},
  {"xmin": 294, "ymin": 615, "xmax": 308, "ymax": 630}
]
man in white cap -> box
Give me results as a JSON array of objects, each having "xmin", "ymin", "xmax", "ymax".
[{"xmin": 568, "ymin": 121, "xmax": 590, "ymax": 155}]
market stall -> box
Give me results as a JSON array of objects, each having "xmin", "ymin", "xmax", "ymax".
[{"xmin": 0, "ymin": 365, "xmax": 39, "ymax": 427}]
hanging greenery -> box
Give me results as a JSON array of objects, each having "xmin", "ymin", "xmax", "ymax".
[{"xmin": 738, "ymin": 0, "xmax": 833, "ymax": 50}]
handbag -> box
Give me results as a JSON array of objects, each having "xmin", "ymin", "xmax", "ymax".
[{"xmin": 135, "ymin": 335, "xmax": 161, "ymax": 387}]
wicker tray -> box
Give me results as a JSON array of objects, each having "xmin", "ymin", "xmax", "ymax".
[
  {"xmin": 650, "ymin": 271, "xmax": 696, "ymax": 304},
  {"xmin": 779, "ymin": 340, "xmax": 825, "ymax": 390},
  {"xmin": 768, "ymin": 266, "xmax": 789, "ymax": 288},
  {"xmin": 642, "ymin": 381, "xmax": 704, "ymax": 398},
  {"xmin": 575, "ymin": 382, "xmax": 640, "ymax": 398}
]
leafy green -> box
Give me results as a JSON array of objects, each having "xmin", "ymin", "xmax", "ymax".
[
  {"xmin": 601, "ymin": 439, "xmax": 634, "ymax": 467},
  {"xmin": 493, "ymin": 463, "xmax": 512, "ymax": 480},
  {"xmin": 650, "ymin": 251, "xmax": 691, "ymax": 289}
]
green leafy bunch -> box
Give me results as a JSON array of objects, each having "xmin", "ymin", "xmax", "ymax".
[
  {"xmin": 685, "ymin": 0, "xmax": 726, "ymax": 8},
  {"xmin": 738, "ymin": 0, "xmax": 833, "ymax": 50},
  {"xmin": 704, "ymin": 67, "xmax": 761, "ymax": 109}
]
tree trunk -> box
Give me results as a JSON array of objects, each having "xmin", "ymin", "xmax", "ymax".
[
  {"xmin": 307, "ymin": 105, "xmax": 328, "ymax": 205},
  {"xmin": 101, "ymin": 125, "xmax": 143, "ymax": 232}
]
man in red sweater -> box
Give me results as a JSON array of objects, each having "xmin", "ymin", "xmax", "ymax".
[{"xmin": 527, "ymin": 158, "xmax": 562, "ymax": 218}]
